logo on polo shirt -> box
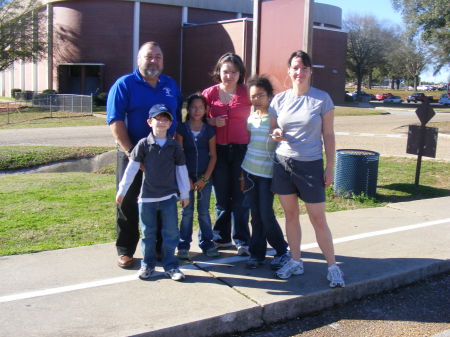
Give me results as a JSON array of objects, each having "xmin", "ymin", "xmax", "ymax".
[{"xmin": 162, "ymin": 87, "xmax": 174, "ymax": 97}]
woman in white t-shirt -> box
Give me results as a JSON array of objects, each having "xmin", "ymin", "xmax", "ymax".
[{"xmin": 269, "ymin": 50, "xmax": 345, "ymax": 288}]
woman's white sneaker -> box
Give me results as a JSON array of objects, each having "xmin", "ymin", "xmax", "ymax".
[
  {"xmin": 327, "ymin": 264, "xmax": 345, "ymax": 288},
  {"xmin": 165, "ymin": 268, "xmax": 185, "ymax": 281},
  {"xmin": 275, "ymin": 259, "xmax": 304, "ymax": 279}
]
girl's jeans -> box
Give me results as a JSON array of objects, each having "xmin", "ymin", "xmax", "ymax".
[{"xmin": 178, "ymin": 181, "xmax": 215, "ymax": 252}]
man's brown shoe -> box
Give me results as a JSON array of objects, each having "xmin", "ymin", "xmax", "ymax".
[{"xmin": 117, "ymin": 255, "xmax": 134, "ymax": 268}]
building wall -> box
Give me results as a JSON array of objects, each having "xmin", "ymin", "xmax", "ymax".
[
  {"xmin": 182, "ymin": 19, "xmax": 252, "ymax": 96},
  {"xmin": 140, "ymin": 4, "xmax": 182, "ymax": 84},
  {"xmin": 187, "ymin": 8, "xmax": 237, "ymax": 23},
  {"xmin": 311, "ymin": 28, "xmax": 347, "ymax": 104},
  {"xmin": 52, "ymin": 0, "xmax": 134, "ymax": 92},
  {"xmin": 258, "ymin": 0, "xmax": 308, "ymax": 93}
]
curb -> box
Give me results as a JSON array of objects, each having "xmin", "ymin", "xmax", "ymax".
[
  {"xmin": 143, "ymin": 260, "xmax": 450, "ymax": 336},
  {"xmin": 0, "ymin": 150, "xmax": 116, "ymax": 175}
]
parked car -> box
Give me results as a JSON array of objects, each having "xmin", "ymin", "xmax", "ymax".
[
  {"xmin": 383, "ymin": 96, "xmax": 403, "ymax": 104},
  {"xmin": 346, "ymin": 90, "xmax": 376, "ymax": 101},
  {"xmin": 439, "ymin": 94, "xmax": 450, "ymax": 106},
  {"xmin": 406, "ymin": 93, "xmax": 434, "ymax": 103},
  {"xmin": 376, "ymin": 92, "xmax": 392, "ymax": 100}
]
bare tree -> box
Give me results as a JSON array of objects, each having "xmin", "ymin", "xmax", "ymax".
[
  {"xmin": 402, "ymin": 40, "xmax": 427, "ymax": 90},
  {"xmin": 0, "ymin": 0, "xmax": 46, "ymax": 71},
  {"xmin": 344, "ymin": 15, "xmax": 384, "ymax": 96}
]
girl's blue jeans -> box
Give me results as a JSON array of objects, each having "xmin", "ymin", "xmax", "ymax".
[
  {"xmin": 178, "ymin": 181, "xmax": 215, "ymax": 252},
  {"xmin": 244, "ymin": 173, "xmax": 288, "ymax": 261}
]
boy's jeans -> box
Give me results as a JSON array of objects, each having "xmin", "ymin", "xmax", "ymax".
[
  {"xmin": 138, "ymin": 196, "xmax": 179, "ymax": 271},
  {"xmin": 178, "ymin": 181, "xmax": 215, "ymax": 252}
]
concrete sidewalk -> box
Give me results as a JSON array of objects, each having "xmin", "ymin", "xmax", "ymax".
[{"xmin": 1, "ymin": 197, "xmax": 449, "ymax": 337}]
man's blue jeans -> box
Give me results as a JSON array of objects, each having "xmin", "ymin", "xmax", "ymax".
[
  {"xmin": 212, "ymin": 144, "xmax": 250, "ymax": 247},
  {"xmin": 178, "ymin": 181, "xmax": 215, "ymax": 252},
  {"xmin": 244, "ymin": 172, "xmax": 288, "ymax": 261},
  {"xmin": 138, "ymin": 196, "xmax": 179, "ymax": 271}
]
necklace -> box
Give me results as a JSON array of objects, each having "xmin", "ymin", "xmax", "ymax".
[{"xmin": 219, "ymin": 86, "xmax": 236, "ymax": 104}]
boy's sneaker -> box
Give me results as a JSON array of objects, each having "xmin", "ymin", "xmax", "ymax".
[
  {"xmin": 177, "ymin": 249, "xmax": 189, "ymax": 260},
  {"xmin": 275, "ymin": 259, "xmax": 304, "ymax": 279},
  {"xmin": 215, "ymin": 241, "xmax": 233, "ymax": 249},
  {"xmin": 327, "ymin": 264, "xmax": 345, "ymax": 288},
  {"xmin": 270, "ymin": 252, "xmax": 291, "ymax": 270},
  {"xmin": 165, "ymin": 268, "xmax": 185, "ymax": 281},
  {"xmin": 205, "ymin": 247, "xmax": 220, "ymax": 257},
  {"xmin": 246, "ymin": 258, "xmax": 265, "ymax": 269},
  {"xmin": 237, "ymin": 245, "xmax": 250, "ymax": 256},
  {"xmin": 137, "ymin": 266, "xmax": 154, "ymax": 280}
]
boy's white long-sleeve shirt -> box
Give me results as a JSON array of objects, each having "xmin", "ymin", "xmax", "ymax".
[{"xmin": 117, "ymin": 160, "xmax": 190, "ymax": 202}]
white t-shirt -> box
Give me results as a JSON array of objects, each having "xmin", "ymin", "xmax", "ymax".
[{"xmin": 269, "ymin": 87, "xmax": 334, "ymax": 161}]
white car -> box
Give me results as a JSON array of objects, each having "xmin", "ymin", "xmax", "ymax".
[
  {"xmin": 383, "ymin": 96, "xmax": 403, "ymax": 103},
  {"xmin": 439, "ymin": 94, "xmax": 450, "ymax": 105}
]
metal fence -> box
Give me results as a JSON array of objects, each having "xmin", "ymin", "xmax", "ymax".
[
  {"xmin": 32, "ymin": 94, "xmax": 93, "ymax": 114},
  {"xmin": 0, "ymin": 94, "xmax": 93, "ymax": 125}
]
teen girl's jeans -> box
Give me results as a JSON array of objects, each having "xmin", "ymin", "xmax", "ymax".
[
  {"xmin": 138, "ymin": 196, "xmax": 179, "ymax": 271},
  {"xmin": 178, "ymin": 180, "xmax": 215, "ymax": 252},
  {"xmin": 244, "ymin": 172, "xmax": 288, "ymax": 261},
  {"xmin": 212, "ymin": 144, "xmax": 250, "ymax": 247}
]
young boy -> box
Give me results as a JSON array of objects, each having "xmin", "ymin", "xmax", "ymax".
[{"xmin": 116, "ymin": 104, "xmax": 190, "ymax": 281}]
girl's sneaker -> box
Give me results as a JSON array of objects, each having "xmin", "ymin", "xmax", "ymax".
[
  {"xmin": 237, "ymin": 245, "xmax": 250, "ymax": 256},
  {"xmin": 177, "ymin": 249, "xmax": 189, "ymax": 260},
  {"xmin": 275, "ymin": 259, "xmax": 304, "ymax": 279},
  {"xmin": 137, "ymin": 266, "xmax": 154, "ymax": 280},
  {"xmin": 246, "ymin": 258, "xmax": 265, "ymax": 269},
  {"xmin": 270, "ymin": 252, "xmax": 291, "ymax": 270},
  {"xmin": 327, "ymin": 264, "xmax": 345, "ymax": 288},
  {"xmin": 165, "ymin": 268, "xmax": 185, "ymax": 281},
  {"xmin": 205, "ymin": 247, "xmax": 220, "ymax": 257}
]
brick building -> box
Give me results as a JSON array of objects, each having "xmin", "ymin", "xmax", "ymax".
[{"xmin": 0, "ymin": 0, "xmax": 346, "ymax": 103}]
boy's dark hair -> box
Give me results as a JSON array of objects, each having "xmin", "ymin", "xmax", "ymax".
[
  {"xmin": 287, "ymin": 50, "xmax": 312, "ymax": 68},
  {"xmin": 211, "ymin": 52, "xmax": 246, "ymax": 84},
  {"xmin": 185, "ymin": 92, "xmax": 207, "ymax": 122},
  {"xmin": 247, "ymin": 75, "xmax": 274, "ymax": 99}
]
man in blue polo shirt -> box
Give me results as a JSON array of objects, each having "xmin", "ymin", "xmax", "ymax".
[{"xmin": 107, "ymin": 41, "xmax": 182, "ymax": 268}]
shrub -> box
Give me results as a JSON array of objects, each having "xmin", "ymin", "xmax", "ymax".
[
  {"xmin": 42, "ymin": 89, "xmax": 57, "ymax": 94},
  {"xmin": 23, "ymin": 90, "xmax": 34, "ymax": 101},
  {"xmin": 11, "ymin": 88, "xmax": 21, "ymax": 99},
  {"xmin": 94, "ymin": 92, "xmax": 108, "ymax": 106}
]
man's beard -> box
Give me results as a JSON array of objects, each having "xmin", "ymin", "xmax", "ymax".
[{"xmin": 145, "ymin": 69, "xmax": 160, "ymax": 77}]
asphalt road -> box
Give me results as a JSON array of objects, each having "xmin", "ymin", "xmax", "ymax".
[
  {"xmin": 226, "ymin": 272, "xmax": 450, "ymax": 337},
  {"xmin": 0, "ymin": 110, "xmax": 449, "ymax": 160}
]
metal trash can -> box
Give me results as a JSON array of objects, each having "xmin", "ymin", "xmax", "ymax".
[{"xmin": 334, "ymin": 149, "xmax": 380, "ymax": 198}]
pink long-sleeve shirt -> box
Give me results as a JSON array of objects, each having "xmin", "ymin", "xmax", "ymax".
[{"xmin": 202, "ymin": 84, "xmax": 251, "ymax": 145}]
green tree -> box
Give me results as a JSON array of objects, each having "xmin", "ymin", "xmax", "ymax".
[
  {"xmin": 0, "ymin": 0, "xmax": 46, "ymax": 71},
  {"xmin": 392, "ymin": 0, "xmax": 450, "ymax": 74}
]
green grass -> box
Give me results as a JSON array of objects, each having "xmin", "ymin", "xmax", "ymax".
[
  {"xmin": 0, "ymin": 105, "xmax": 107, "ymax": 129},
  {"xmin": 0, "ymin": 146, "xmax": 114, "ymax": 171},
  {"xmin": 0, "ymin": 172, "xmax": 116, "ymax": 255},
  {"xmin": 334, "ymin": 105, "xmax": 384, "ymax": 116},
  {"xmin": 1, "ymin": 156, "xmax": 448, "ymax": 256}
]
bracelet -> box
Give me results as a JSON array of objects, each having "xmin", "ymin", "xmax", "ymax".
[{"xmin": 200, "ymin": 175, "xmax": 209, "ymax": 183}]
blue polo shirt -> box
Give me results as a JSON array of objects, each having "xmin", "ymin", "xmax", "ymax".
[{"xmin": 106, "ymin": 69, "xmax": 182, "ymax": 145}]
